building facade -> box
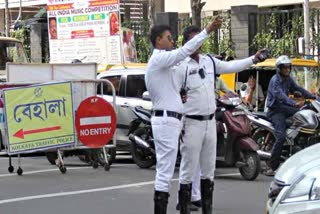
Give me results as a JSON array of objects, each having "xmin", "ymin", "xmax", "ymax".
[{"xmin": 164, "ymin": 0, "xmax": 320, "ymax": 13}]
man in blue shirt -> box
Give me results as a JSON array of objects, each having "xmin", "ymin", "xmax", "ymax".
[{"xmin": 265, "ymin": 55, "xmax": 316, "ymax": 176}]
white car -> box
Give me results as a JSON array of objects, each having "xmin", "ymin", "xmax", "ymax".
[
  {"xmin": 97, "ymin": 66, "xmax": 152, "ymax": 153},
  {"xmin": 266, "ymin": 143, "xmax": 320, "ymax": 214}
]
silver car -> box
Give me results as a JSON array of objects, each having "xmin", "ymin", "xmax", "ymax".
[
  {"xmin": 97, "ymin": 67, "xmax": 152, "ymax": 153},
  {"xmin": 266, "ymin": 143, "xmax": 320, "ymax": 214}
]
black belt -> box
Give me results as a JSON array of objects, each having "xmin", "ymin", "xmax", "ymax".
[
  {"xmin": 186, "ymin": 113, "xmax": 215, "ymax": 121},
  {"xmin": 153, "ymin": 110, "xmax": 182, "ymax": 120}
]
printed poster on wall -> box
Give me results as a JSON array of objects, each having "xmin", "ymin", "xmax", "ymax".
[
  {"xmin": 121, "ymin": 27, "xmax": 137, "ymax": 63},
  {"xmin": 47, "ymin": 0, "xmax": 122, "ymax": 64}
]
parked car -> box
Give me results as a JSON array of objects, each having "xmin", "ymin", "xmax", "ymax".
[
  {"xmin": 97, "ymin": 65, "xmax": 152, "ymax": 153},
  {"xmin": 266, "ymin": 142, "xmax": 320, "ymax": 214}
]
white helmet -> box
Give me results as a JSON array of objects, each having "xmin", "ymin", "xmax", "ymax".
[{"xmin": 276, "ymin": 55, "xmax": 291, "ymax": 68}]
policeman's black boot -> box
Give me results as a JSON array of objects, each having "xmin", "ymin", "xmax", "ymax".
[
  {"xmin": 154, "ymin": 190, "xmax": 169, "ymax": 214},
  {"xmin": 201, "ymin": 179, "xmax": 214, "ymax": 214},
  {"xmin": 179, "ymin": 183, "xmax": 192, "ymax": 214}
]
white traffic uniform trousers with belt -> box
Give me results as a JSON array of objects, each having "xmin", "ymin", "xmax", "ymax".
[
  {"xmin": 152, "ymin": 112, "xmax": 183, "ymax": 192},
  {"xmin": 179, "ymin": 117, "xmax": 216, "ymax": 184}
]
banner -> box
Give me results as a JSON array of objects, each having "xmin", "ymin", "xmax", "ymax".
[
  {"xmin": 47, "ymin": 0, "xmax": 122, "ymax": 64},
  {"xmin": 3, "ymin": 82, "xmax": 75, "ymax": 154}
]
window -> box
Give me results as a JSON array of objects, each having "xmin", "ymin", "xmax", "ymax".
[
  {"xmin": 97, "ymin": 75, "xmax": 121, "ymax": 95},
  {"xmin": 126, "ymin": 74, "xmax": 146, "ymax": 98}
]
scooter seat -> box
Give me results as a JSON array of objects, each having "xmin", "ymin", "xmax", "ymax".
[
  {"xmin": 252, "ymin": 112, "xmax": 270, "ymax": 122},
  {"xmin": 135, "ymin": 106, "xmax": 152, "ymax": 118}
]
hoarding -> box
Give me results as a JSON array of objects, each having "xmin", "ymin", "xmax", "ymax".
[{"xmin": 47, "ymin": 0, "xmax": 122, "ymax": 64}]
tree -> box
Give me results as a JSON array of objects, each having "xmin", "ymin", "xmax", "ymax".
[
  {"xmin": 5, "ymin": 0, "xmax": 9, "ymax": 36},
  {"xmin": 191, "ymin": 0, "xmax": 206, "ymax": 27},
  {"xmin": 148, "ymin": 0, "xmax": 155, "ymax": 29}
]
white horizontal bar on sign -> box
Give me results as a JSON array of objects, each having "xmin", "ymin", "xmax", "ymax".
[{"xmin": 80, "ymin": 116, "xmax": 111, "ymax": 126}]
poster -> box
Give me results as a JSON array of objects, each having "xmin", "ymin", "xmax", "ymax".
[
  {"xmin": 3, "ymin": 82, "xmax": 75, "ymax": 154},
  {"xmin": 122, "ymin": 28, "xmax": 137, "ymax": 63},
  {"xmin": 47, "ymin": 0, "xmax": 122, "ymax": 64}
]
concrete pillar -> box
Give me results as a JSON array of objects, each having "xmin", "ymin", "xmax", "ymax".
[
  {"xmin": 231, "ymin": 5, "xmax": 258, "ymax": 58},
  {"xmin": 156, "ymin": 12, "xmax": 179, "ymax": 41},
  {"xmin": 154, "ymin": 0, "xmax": 164, "ymax": 13},
  {"xmin": 30, "ymin": 23, "xmax": 42, "ymax": 63}
]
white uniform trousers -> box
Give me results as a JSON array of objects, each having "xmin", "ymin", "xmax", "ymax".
[
  {"xmin": 191, "ymin": 164, "xmax": 201, "ymax": 201},
  {"xmin": 177, "ymin": 164, "xmax": 201, "ymax": 203},
  {"xmin": 152, "ymin": 114, "xmax": 183, "ymax": 192},
  {"xmin": 179, "ymin": 117, "xmax": 216, "ymax": 184}
]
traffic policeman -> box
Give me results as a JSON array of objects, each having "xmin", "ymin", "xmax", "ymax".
[
  {"xmin": 145, "ymin": 19, "xmax": 223, "ymax": 214},
  {"xmin": 178, "ymin": 25, "xmax": 267, "ymax": 214}
]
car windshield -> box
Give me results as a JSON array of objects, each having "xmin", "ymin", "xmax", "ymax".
[
  {"xmin": 0, "ymin": 41, "xmax": 28, "ymax": 70},
  {"xmin": 291, "ymin": 66, "xmax": 320, "ymax": 94}
]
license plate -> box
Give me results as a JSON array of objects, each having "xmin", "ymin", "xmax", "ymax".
[{"xmin": 232, "ymin": 111, "xmax": 245, "ymax": 116}]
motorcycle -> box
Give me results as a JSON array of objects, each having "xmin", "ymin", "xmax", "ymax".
[
  {"xmin": 216, "ymin": 92, "xmax": 261, "ymax": 180},
  {"xmin": 128, "ymin": 105, "xmax": 156, "ymax": 168},
  {"xmin": 128, "ymin": 105, "xmax": 183, "ymax": 168},
  {"xmin": 248, "ymin": 97, "xmax": 320, "ymax": 162}
]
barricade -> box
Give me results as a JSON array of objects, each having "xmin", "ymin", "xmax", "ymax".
[{"xmin": 0, "ymin": 63, "xmax": 117, "ymax": 175}]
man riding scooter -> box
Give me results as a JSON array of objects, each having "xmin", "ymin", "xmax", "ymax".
[{"xmin": 264, "ymin": 55, "xmax": 318, "ymax": 176}]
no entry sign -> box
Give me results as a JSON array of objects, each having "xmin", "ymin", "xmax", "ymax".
[{"xmin": 75, "ymin": 96, "xmax": 116, "ymax": 148}]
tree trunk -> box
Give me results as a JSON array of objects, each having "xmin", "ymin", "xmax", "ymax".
[
  {"xmin": 191, "ymin": 0, "xmax": 206, "ymax": 27},
  {"xmin": 148, "ymin": 0, "xmax": 155, "ymax": 30},
  {"xmin": 5, "ymin": 0, "xmax": 9, "ymax": 37}
]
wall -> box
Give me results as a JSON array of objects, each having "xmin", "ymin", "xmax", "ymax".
[
  {"xmin": 0, "ymin": 0, "xmax": 46, "ymax": 9},
  {"xmin": 165, "ymin": 0, "xmax": 320, "ymax": 13}
]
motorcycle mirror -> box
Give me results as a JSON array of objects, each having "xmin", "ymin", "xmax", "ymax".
[{"xmin": 240, "ymin": 84, "xmax": 247, "ymax": 91}]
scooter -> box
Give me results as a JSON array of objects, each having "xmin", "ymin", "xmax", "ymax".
[
  {"xmin": 128, "ymin": 105, "xmax": 156, "ymax": 168},
  {"xmin": 216, "ymin": 92, "xmax": 261, "ymax": 181},
  {"xmin": 128, "ymin": 105, "xmax": 183, "ymax": 168},
  {"xmin": 248, "ymin": 98, "xmax": 320, "ymax": 161}
]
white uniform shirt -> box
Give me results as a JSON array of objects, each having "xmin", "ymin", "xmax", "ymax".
[
  {"xmin": 240, "ymin": 83, "xmax": 264, "ymax": 106},
  {"xmin": 145, "ymin": 30, "xmax": 208, "ymax": 113},
  {"xmin": 182, "ymin": 55, "xmax": 255, "ymax": 115}
]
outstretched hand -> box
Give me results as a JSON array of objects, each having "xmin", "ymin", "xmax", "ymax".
[
  {"xmin": 253, "ymin": 49, "xmax": 270, "ymax": 64},
  {"xmin": 206, "ymin": 16, "xmax": 223, "ymax": 33}
]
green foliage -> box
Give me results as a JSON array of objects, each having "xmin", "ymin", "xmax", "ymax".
[
  {"xmin": 251, "ymin": 10, "xmax": 309, "ymax": 57},
  {"xmin": 135, "ymin": 34, "xmax": 151, "ymax": 63},
  {"xmin": 10, "ymin": 27, "xmax": 31, "ymax": 60},
  {"xmin": 141, "ymin": 12, "xmax": 235, "ymax": 61}
]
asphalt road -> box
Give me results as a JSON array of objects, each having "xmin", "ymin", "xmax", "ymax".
[{"xmin": 0, "ymin": 155, "xmax": 273, "ymax": 214}]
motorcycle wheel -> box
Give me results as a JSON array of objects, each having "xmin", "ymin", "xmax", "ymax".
[
  {"xmin": 46, "ymin": 152, "xmax": 58, "ymax": 165},
  {"xmin": 94, "ymin": 147, "xmax": 116, "ymax": 166},
  {"xmin": 131, "ymin": 128, "xmax": 156, "ymax": 168},
  {"xmin": 78, "ymin": 148, "xmax": 116, "ymax": 166},
  {"xmin": 239, "ymin": 151, "xmax": 261, "ymax": 181}
]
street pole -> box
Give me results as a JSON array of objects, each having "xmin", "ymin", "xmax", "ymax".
[{"xmin": 304, "ymin": 0, "xmax": 310, "ymax": 56}]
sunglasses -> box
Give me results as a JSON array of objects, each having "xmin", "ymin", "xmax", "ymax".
[
  {"xmin": 199, "ymin": 68, "xmax": 205, "ymax": 79},
  {"xmin": 167, "ymin": 35, "xmax": 173, "ymax": 42}
]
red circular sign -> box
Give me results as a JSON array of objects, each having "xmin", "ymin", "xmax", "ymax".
[{"xmin": 75, "ymin": 96, "xmax": 117, "ymax": 148}]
